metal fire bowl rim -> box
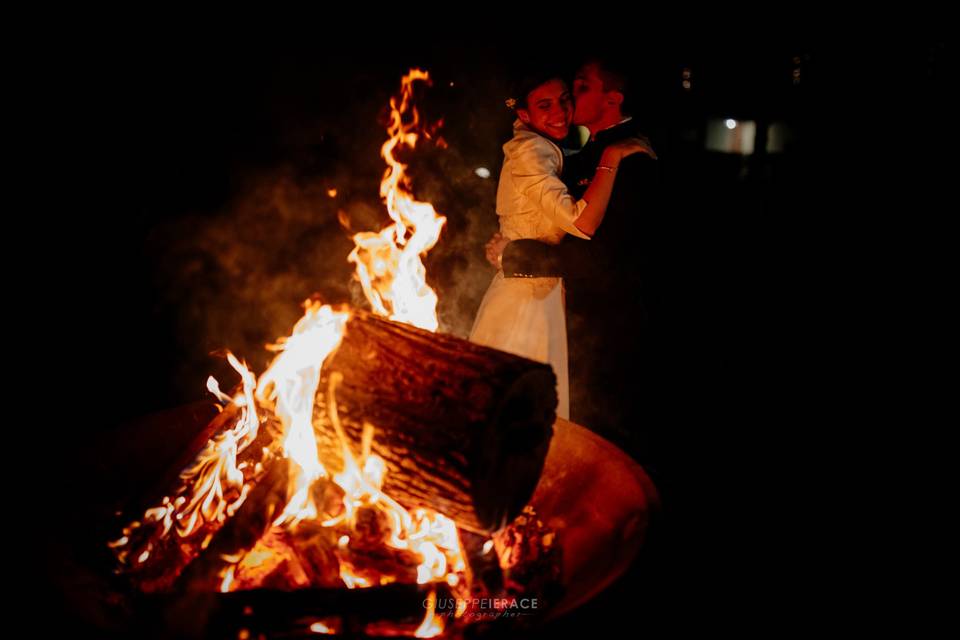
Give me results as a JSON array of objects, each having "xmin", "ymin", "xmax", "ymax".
[{"xmin": 533, "ymin": 417, "xmax": 659, "ymax": 619}]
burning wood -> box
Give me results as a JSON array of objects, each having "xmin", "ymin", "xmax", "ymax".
[
  {"xmin": 313, "ymin": 309, "xmax": 557, "ymax": 534},
  {"xmin": 106, "ymin": 68, "xmax": 567, "ymax": 638},
  {"xmin": 110, "ymin": 356, "xmax": 273, "ymax": 593},
  {"xmin": 112, "ymin": 309, "xmax": 555, "ymax": 590}
]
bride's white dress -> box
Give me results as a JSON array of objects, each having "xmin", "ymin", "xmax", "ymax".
[{"xmin": 470, "ymin": 122, "xmax": 591, "ymax": 420}]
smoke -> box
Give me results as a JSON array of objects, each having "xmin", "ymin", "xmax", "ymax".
[
  {"xmin": 146, "ymin": 167, "xmax": 352, "ymax": 396},
  {"xmin": 411, "ymin": 140, "xmax": 501, "ymax": 337},
  {"xmin": 143, "ymin": 63, "xmax": 513, "ymax": 403}
]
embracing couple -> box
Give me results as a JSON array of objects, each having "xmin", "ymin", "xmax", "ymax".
[{"xmin": 470, "ymin": 58, "xmax": 662, "ymax": 454}]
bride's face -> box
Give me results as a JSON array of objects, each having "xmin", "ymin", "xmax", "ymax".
[{"xmin": 517, "ymin": 79, "xmax": 572, "ymax": 142}]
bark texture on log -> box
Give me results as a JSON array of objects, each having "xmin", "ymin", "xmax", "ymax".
[
  {"xmin": 116, "ymin": 307, "xmax": 558, "ymax": 594},
  {"xmin": 312, "ymin": 309, "xmax": 557, "ymax": 533}
]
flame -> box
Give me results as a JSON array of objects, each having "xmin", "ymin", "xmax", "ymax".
[
  {"xmin": 317, "ymin": 375, "xmax": 467, "ymax": 590},
  {"xmin": 349, "ymin": 68, "xmax": 446, "ymax": 332},
  {"xmin": 339, "ymin": 565, "xmax": 371, "ymax": 589},
  {"xmin": 113, "ymin": 69, "xmax": 471, "ymax": 637},
  {"xmin": 219, "ymin": 565, "xmax": 235, "ymax": 593},
  {"xmin": 310, "ymin": 620, "xmax": 338, "ymax": 634},
  {"xmin": 195, "ymin": 317, "xmax": 467, "ymax": 601},
  {"xmin": 172, "ymin": 353, "xmax": 261, "ymax": 537},
  {"xmin": 414, "ymin": 588, "xmax": 445, "ymax": 638},
  {"xmin": 257, "ymin": 302, "xmax": 350, "ymax": 526},
  {"xmin": 109, "ymin": 355, "xmax": 260, "ymax": 564}
]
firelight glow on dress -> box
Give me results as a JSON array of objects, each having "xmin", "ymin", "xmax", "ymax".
[{"xmin": 469, "ymin": 121, "xmax": 591, "ymax": 420}]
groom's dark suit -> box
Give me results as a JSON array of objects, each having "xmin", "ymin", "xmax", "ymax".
[{"xmin": 502, "ymin": 118, "xmax": 670, "ymax": 467}]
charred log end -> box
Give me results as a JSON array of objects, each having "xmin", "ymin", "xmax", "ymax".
[{"xmin": 472, "ymin": 368, "xmax": 556, "ymax": 531}]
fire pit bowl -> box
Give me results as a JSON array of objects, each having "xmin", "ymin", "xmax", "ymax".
[
  {"xmin": 532, "ymin": 417, "xmax": 659, "ymax": 620},
  {"xmin": 54, "ymin": 404, "xmax": 657, "ymax": 638}
]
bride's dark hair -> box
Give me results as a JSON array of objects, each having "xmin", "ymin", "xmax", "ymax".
[{"xmin": 505, "ymin": 65, "xmax": 569, "ymax": 111}]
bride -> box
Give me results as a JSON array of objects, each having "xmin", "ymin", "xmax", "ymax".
[{"xmin": 469, "ymin": 70, "xmax": 649, "ymax": 419}]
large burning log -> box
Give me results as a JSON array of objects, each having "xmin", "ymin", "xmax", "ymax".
[
  {"xmin": 114, "ymin": 308, "xmax": 556, "ymax": 593},
  {"xmin": 312, "ymin": 309, "xmax": 557, "ymax": 534}
]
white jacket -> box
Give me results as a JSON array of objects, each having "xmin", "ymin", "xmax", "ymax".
[{"xmin": 495, "ymin": 121, "xmax": 591, "ymax": 244}]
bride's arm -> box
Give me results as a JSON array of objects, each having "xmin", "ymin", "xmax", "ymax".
[
  {"xmin": 511, "ymin": 137, "xmax": 651, "ymax": 239},
  {"xmin": 573, "ymin": 139, "xmax": 656, "ymax": 236}
]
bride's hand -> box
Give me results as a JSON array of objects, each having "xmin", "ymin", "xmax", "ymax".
[{"xmin": 485, "ymin": 232, "xmax": 509, "ymax": 269}]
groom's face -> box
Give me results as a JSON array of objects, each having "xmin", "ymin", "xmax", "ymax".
[{"xmin": 573, "ymin": 64, "xmax": 615, "ymax": 127}]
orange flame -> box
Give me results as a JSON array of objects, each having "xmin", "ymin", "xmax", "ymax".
[
  {"xmin": 307, "ymin": 374, "xmax": 466, "ymax": 591},
  {"xmin": 109, "ymin": 354, "xmax": 261, "ymax": 563},
  {"xmin": 414, "ymin": 588, "xmax": 445, "ymax": 638},
  {"xmin": 200, "ymin": 308, "xmax": 467, "ymax": 600},
  {"xmin": 257, "ymin": 302, "xmax": 350, "ymax": 526},
  {"xmin": 113, "ymin": 69, "xmax": 469, "ymax": 636},
  {"xmin": 310, "ymin": 620, "xmax": 339, "ymax": 634},
  {"xmin": 349, "ymin": 69, "xmax": 446, "ymax": 332}
]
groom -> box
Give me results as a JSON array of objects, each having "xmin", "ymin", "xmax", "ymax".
[{"xmin": 496, "ymin": 59, "xmax": 668, "ymax": 466}]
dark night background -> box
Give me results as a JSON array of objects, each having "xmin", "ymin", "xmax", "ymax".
[{"xmin": 28, "ymin": 34, "xmax": 946, "ymax": 636}]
